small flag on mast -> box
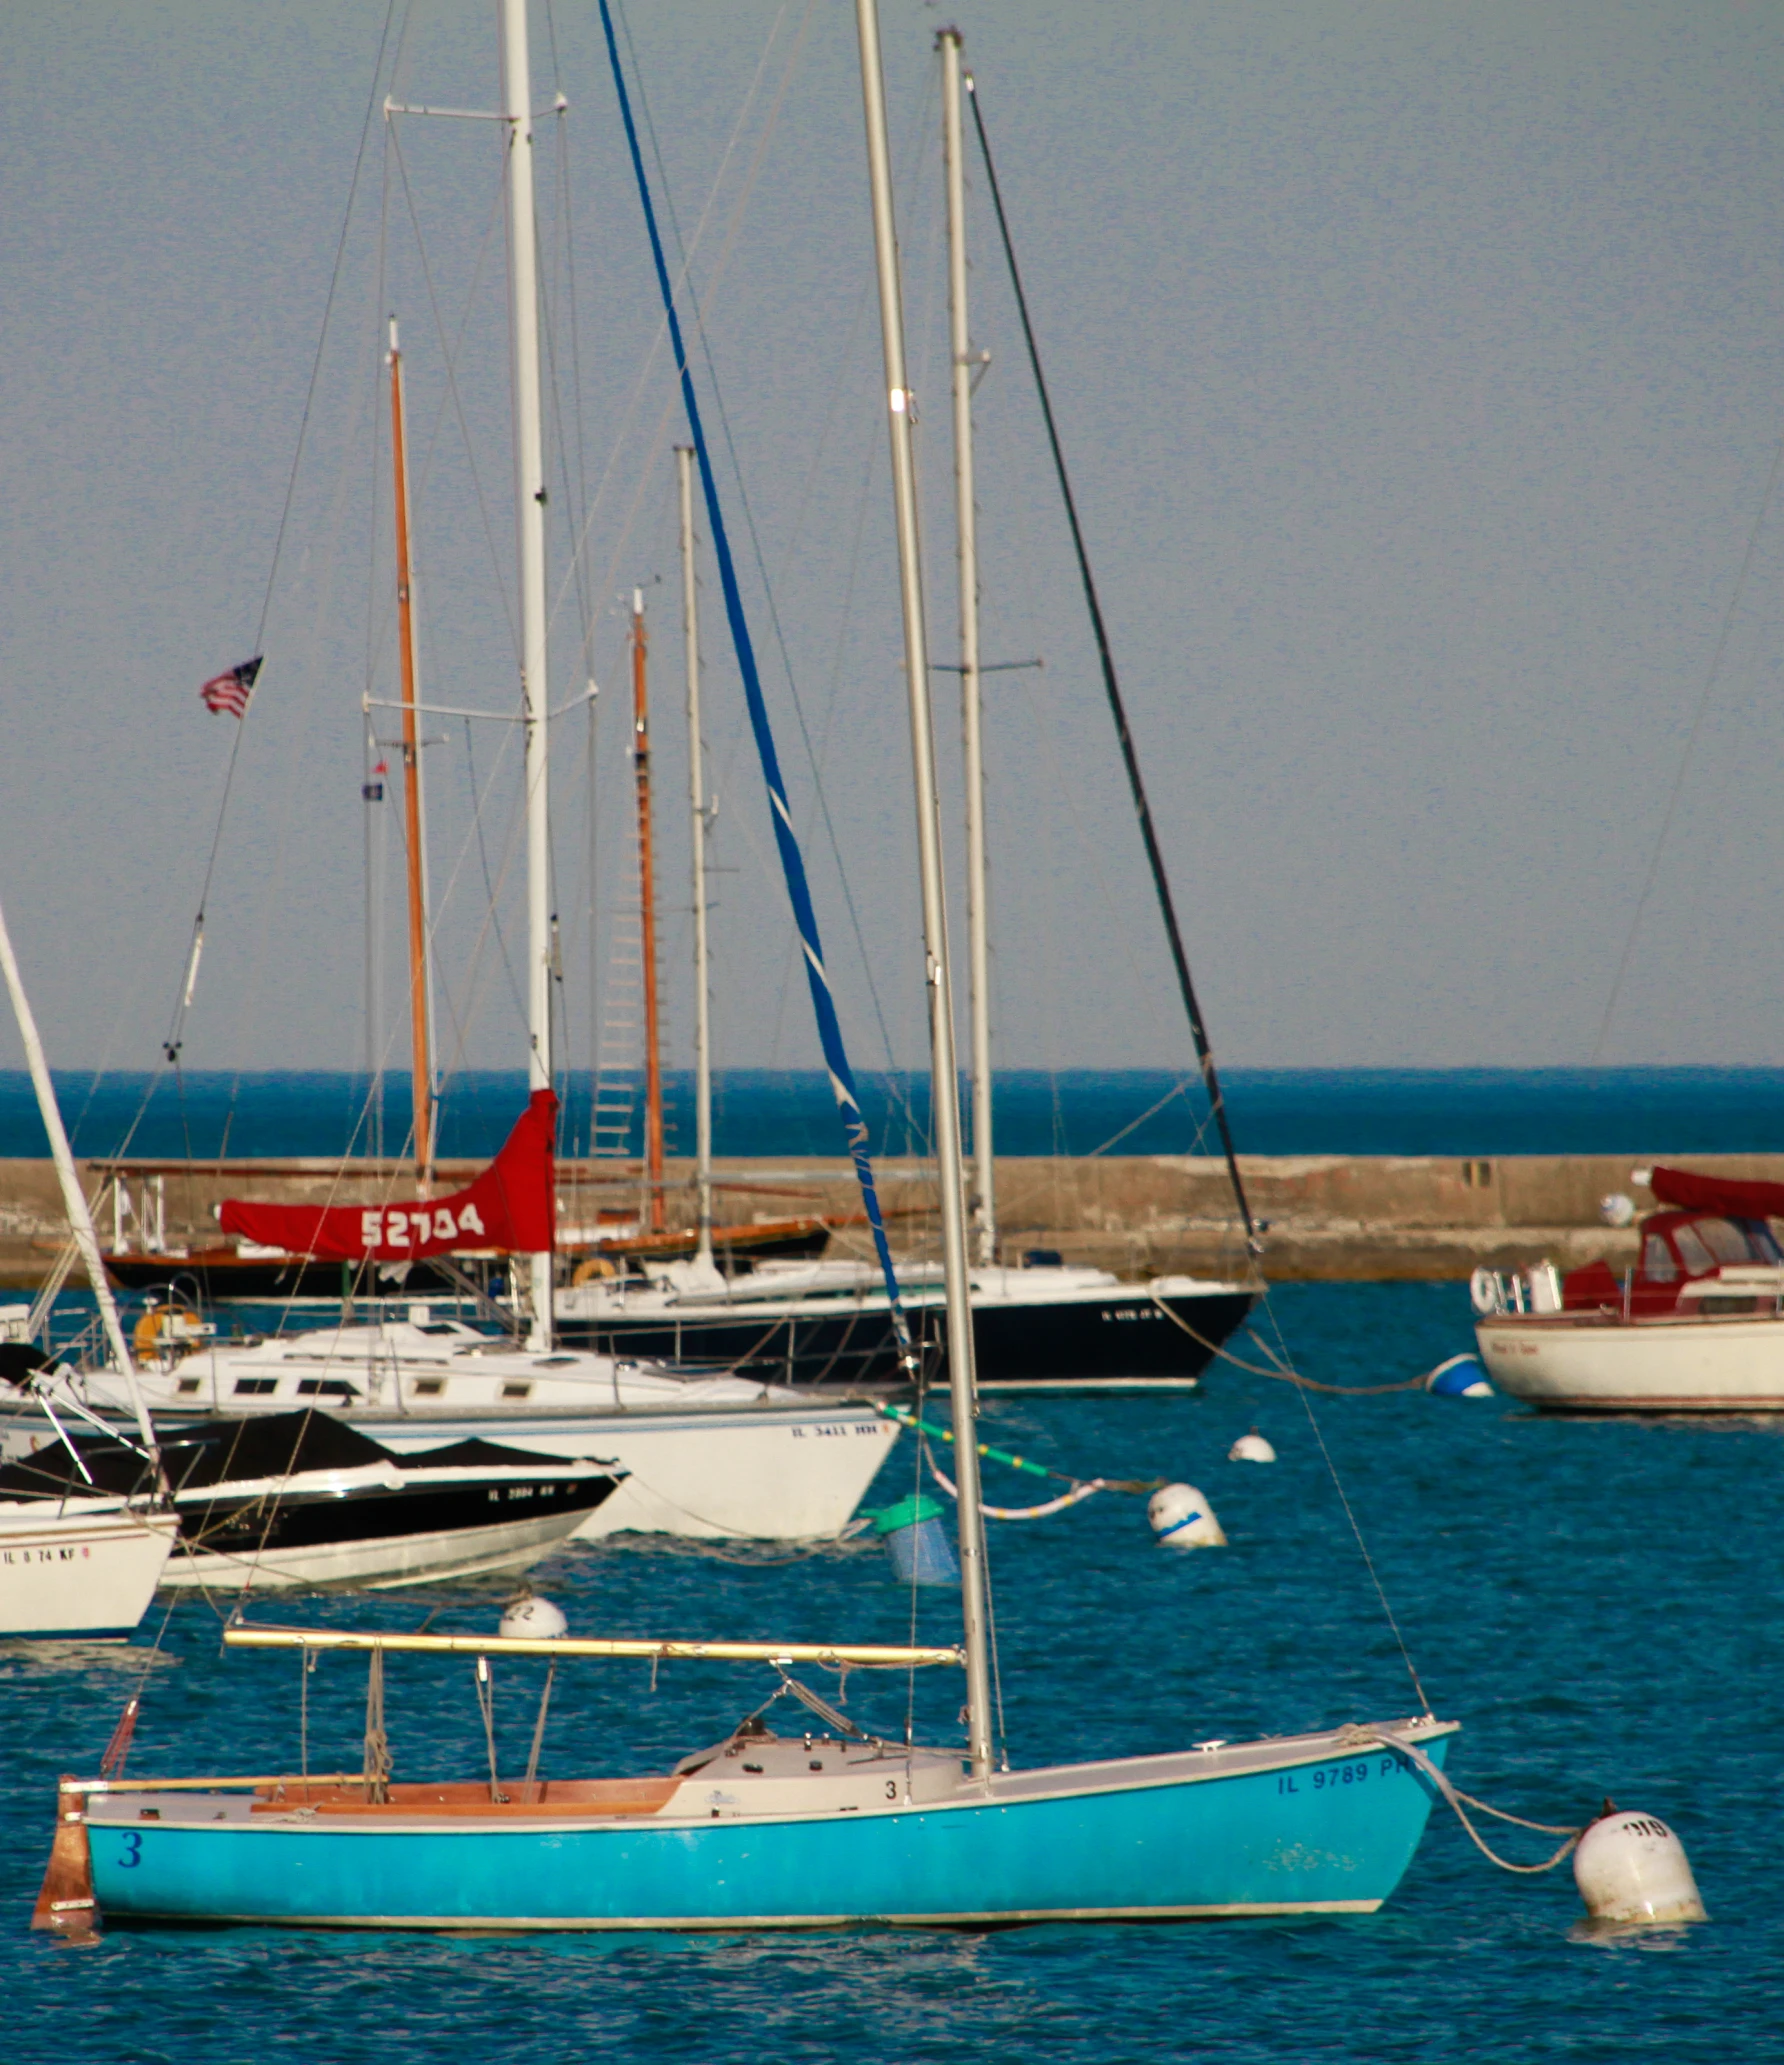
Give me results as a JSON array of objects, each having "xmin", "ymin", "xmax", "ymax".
[{"xmin": 199, "ymin": 656, "xmax": 262, "ymax": 718}]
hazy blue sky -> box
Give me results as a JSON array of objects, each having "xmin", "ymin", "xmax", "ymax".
[{"xmin": 3, "ymin": 0, "xmax": 1783, "ymax": 1086}]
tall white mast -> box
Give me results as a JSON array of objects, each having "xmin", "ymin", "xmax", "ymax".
[
  {"xmin": 854, "ymin": 0, "xmax": 994, "ymax": 1781},
  {"xmin": 677, "ymin": 447, "xmax": 715, "ymax": 1269},
  {"xmin": 500, "ymin": 0, "xmax": 555, "ymax": 1347},
  {"xmin": 0, "ymin": 898, "xmax": 160, "ymax": 1464},
  {"xmin": 940, "ymin": 29, "xmax": 994, "ymax": 1267}
]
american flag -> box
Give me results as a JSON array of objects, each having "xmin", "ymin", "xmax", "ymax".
[{"xmin": 199, "ymin": 656, "xmax": 262, "ymax": 718}]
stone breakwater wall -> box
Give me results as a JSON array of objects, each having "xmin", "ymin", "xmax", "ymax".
[{"xmin": 0, "ymin": 1150, "xmax": 1774, "ymax": 1287}]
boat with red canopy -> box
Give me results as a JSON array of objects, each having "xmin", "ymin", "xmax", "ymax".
[{"xmin": 1473, "ymin": 1165, "xmax": 1784, "ymax": 1410}]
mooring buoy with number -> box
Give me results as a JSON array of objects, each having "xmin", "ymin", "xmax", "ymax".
[
  {"xmin": 499, "ymin": 1593, "xmax": 568, "ymax": 1641},
  {"xmin": 1574, "ymin": 1806, "xmax": 1706, "ymax": 1924}
]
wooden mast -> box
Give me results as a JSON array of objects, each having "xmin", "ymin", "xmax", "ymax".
[
  {"xmin": 388, "ymin": 317, "xmax": 433, "ymax": 1187},
  {"xmin": 632, "ymin": 588, "xmax": 665, "ymax": 1232}
]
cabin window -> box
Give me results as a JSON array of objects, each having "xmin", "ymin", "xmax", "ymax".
[
  {"xmin": 1690, "ymin": 1218, "xmax": 1756, "ymax": 1267},
  {"xmin": 416, "ymin": 1324, "xmax": 460, "ymax": 1337},
  {"xmin": 296, "ymin": 1378, "xmax": 358, "ymax": 1399},
  {"xmin": 176, "ymin": 1377, "xmax": 202, "ymax": 1395},
  {"xmin": 533, "ymin": 1356, "xmax": 578, "ymax": 1368},
  {"xmin": 501, "ymin": 1381, "xmax": 533, "ymax": 1400},
  {"xmin": 1748, "ymin": 1219, "xmax": 1784, "ymax": 1264},
  {"xmin": 1642, "ymin": 1235, "xmax": 1678, "ymax": 1283},
  {"xmin": 411, "ymin": 1377, "xmax": 445, "ymax": 1398},
  {"xmin": 1672, "ymin": 1226, "xmax": 1718, "ymax": 1277},
  {"xmin": 234, "ymin": 1377, "xmax": 278, "ymax": 1396}
]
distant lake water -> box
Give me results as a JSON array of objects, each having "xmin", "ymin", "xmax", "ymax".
[{"xmin": 4, "ymin": 1066, "xmax": 1784, "ymax": 1160}]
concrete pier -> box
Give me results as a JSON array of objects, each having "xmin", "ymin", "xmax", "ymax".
[{"xmin": 0, "ymin": 1149, "xmax": 1772, "ymax": 1289}]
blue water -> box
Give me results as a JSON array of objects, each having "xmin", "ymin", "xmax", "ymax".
[
  {"xmin": 9, "ymin": 1065, "xmax": 1784, "ymax": 1162},
  {"xmin": 4, "ymin": 1282, "xmax": 1777, "ymax": 2059}
]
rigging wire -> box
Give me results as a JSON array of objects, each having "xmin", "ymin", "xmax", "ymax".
[
  {"xmin": 160, "ymin": 0, "xmax": 404, "ymax": 1076},
  {"xmin": 598, "ymin": 0, "xmax": 916, "ymax": 1363},
  {"xmin": 1590, "ymin": 428, "xmax": 1784, "ymax": 1064},
  {"xmin": 966, "ymin": 73, "xmax": 1258, "ymax": 1256},
  {"xmin": 614, "ymin": 0, "xmax": 914, "ymax": 1110}
]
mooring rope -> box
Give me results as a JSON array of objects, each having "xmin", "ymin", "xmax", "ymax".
[
  {"xmin": 1147, "ymin": 1293, "xmax": 1433, "ymax": 1395},
  {"xmin": 1365, "ymin": 1727, "xmax": 1582, "ymax": 1875},
  {"xmin": 924, "ymin": 1451, "xmax": 1106, "ymax": 1521}
]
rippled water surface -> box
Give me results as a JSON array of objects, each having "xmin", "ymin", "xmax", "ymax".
[{"xmin": 5, "ymin": 1283, "xmax": 1779, "ymax": 2062}]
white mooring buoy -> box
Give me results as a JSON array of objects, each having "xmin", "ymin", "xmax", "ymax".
[
  {"xmin": 1147, "ymin": 1483, "xmax": 1226, "ymax": 1548},
  {"xmin": 499, "ymin": 1593, "xmax": 569, "ymax": 1642},
  {"xmin": 1573, "ymin": 1807, "xmax": 1706, "ymax": 1925},
  {"xmin": 1228, "ymin": 1430, "xmax": 1276, "ymax": 1464}
]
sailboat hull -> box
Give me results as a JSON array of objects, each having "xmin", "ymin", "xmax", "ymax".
[
  {"xmin": 0, "ymin": 1508, "xmax": 177, "ymax": 1638},
  {"xmin": 82, "ymin": 1723, "xmax": 1452, "ymax": 1930},
  {"xmin": 1476, "ymin": 1309, "xmax": 1784, "ymax": 1411},
  {"xmin": 557, "ymin": 1282, "xmax": 1255, "ymax": 1392}
]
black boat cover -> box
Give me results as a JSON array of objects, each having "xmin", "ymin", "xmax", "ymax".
[{"xmin": 0, "ymin": 1410, "xmax": 396, "ymax": 1502}]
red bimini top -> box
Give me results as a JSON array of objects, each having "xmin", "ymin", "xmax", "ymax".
[{"xmin": 1562, "ymin": 1168, "xmax": 1784, "ymax": 1316}]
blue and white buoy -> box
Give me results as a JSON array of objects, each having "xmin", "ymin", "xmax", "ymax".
[
  {"xmin": 1427, "ymin": 1353, "xmax": 1493, "ymax": 1399},
  {"xmin": 1147, "ymin": 1483, "xmax": 1226, "ymax": 1548},
  {"xmin": 871, "ymin": 1494, "xmax": 960, "ymax": 1586}
]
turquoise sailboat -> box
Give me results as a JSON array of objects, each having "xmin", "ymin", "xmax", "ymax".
[{"xmin": 36, "ymin": 0, "xmax": 1456, "ymax": 1936}]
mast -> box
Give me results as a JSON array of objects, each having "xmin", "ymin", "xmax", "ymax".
[
  {"xmin": 500, "ymin": 0, "xmax": 555, "ymax": 1346},
  {"xmin": 388, "ymin": 316, "xmax": 434, "ymax": 1187},
  {"xmin": 677, "ymin": 447, "xmax": 715, "ymax": 1267},
  {"xmin": 940, "ymin": 28, "xmax": 993, "ymax": 1268},
  {"xmin": 632, "ymin": 588, "xmax": 666, "ymax": 1235},
  {"xmin": 0, "ymin": 897, "xmax": 160, "ymax": 1466},
  {"xmin": 854, "ymin": 0, "xmax": 994, "ymax": 1781},
  {"xmin": 966, "ymin": 77, "xmax": 1260, "ymax": 1256}
]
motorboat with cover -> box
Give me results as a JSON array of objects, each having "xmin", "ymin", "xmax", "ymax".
[
  {"xmin": 0, "ymin": 1410, "xmax": 618, "ymax": 1590},
  {"xmin": 31, "ymin": 1317, "xmax": 900, "ymax": 1542},
  {"xmin": 1473, "ymin": 1163, "xmax": 1784, "ymax": 1410},
  {"xmin": 557, "ymin": 1256, "xmax": 1254, "ymax": 1391}
]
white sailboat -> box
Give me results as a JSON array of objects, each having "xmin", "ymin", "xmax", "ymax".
[
  {"xmin": 56, "ymin": 1316, "xmax": 896, "ymax": 1540},
  {"xmin": 0, "ymin": 893, "xmax": 177, "ymax": 1637}
]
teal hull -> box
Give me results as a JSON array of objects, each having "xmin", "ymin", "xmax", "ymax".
[{"xmin": 84, "ymin": 1724, "xmax": 1454, "ymax": 1931}]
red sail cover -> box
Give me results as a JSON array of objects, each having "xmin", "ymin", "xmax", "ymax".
[
  {"xmin": 1649, "ymin": 1164, "xmax": 1784, "ymax": 1220},
  {"xmin": 219, "ymin": 1091, "xmax": 558, "ymax": 1260}
]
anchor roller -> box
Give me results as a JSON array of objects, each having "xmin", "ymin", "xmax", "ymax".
[
  {"xmin": 1147, "ymin": 1483, "xmax": 1226, "ymax": 1548},
  {"xmin": 1573, "ymin": 1807, "xmax": 1706, "ymax": 1925}
]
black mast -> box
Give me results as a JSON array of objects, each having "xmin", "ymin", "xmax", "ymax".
[{"xmin": 966, "ymin": 74, "xmax": 1259, "ymax": 1254}]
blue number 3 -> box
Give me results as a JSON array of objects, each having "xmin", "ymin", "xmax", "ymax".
[{"xmin": 116, "ymin": 1831, "xmax": 143, "ymax": 1870}]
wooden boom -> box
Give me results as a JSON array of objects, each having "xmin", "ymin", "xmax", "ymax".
[{"xmin": 223, "ymin": 1628, "xmax": 965, "ymax": 1667}]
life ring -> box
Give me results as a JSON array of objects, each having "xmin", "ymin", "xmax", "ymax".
[
  {"xmin": 1468, "ymin": 1267, "xmax": 1502, "ymax": 1317},
  {"xmin": 571, "ymin": 1256, "xmax": 617, "ymax": 1286}
]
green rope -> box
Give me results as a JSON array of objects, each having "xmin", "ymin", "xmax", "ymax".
[{"xmin": 876, "ymin": 1403, "xmax": 1159, "ymax": 1496}]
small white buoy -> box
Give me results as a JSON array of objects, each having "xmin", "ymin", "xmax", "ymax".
[
  {"xmin": 1228, "ymin": 1430, "xmax": 1276, "ymax": 1464},
  {"xmin": 499, "ymin": 1592, "xmax": 568, "ymax": 1641},
  {"xmin": 1147, "ymin": 1483, "xmax": 1226, "ymax": 1548},
  {"xmin": 1599, "ymin": 1193, "xmax": 1636, "ymax": 1228},
  {"xmin": 1573, "ymin": 1807, "xmax": 1706, "ymax": 1925}
]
